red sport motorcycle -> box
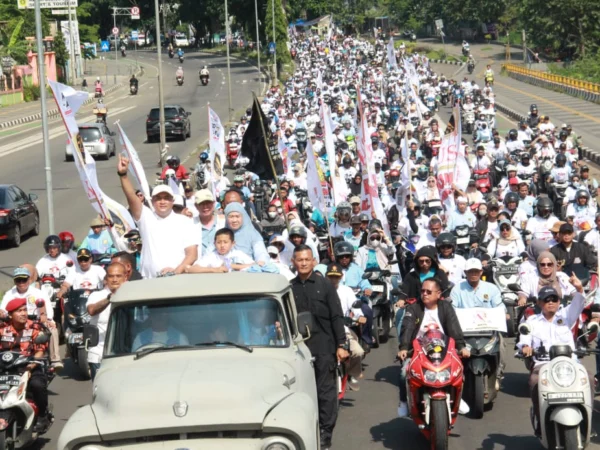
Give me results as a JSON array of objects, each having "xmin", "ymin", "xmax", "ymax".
[
  {"xmin": 473, "ymin": 168, "xmax": 492, "ymax": 194},
  {"xmin": 406, "ymin": 325, "xmax": 464, "ymax": 450}
]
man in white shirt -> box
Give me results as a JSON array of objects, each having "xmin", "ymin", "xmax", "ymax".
[
  {"xmin": 86, "ymin": 262, "xmax": 127, "ymax": 379},
  {"xmin": 36, "ymin": 235, "xmax": 73, "ymax": 279},
  {"xmin": 1, "ymin": 266, "xmax": 62, "ymax": 370},
  {"xmin": 118, "ymin": 155, "xmax": 198, "ymax": 278},
  {"xmin": 56, "ymin": 248, "xmax": 106, "ymax": 298}
]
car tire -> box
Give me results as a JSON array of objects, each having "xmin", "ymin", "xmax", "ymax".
[
  {"xmin": 31, "ymin": 214, "xmax": 40, "ymax": 237},
  {"xmin": 147, "ymin": 134, "xmax": 154, "ymax": 143},
  {"xmin": 180, "ymin": 132, "xmax": 186, "ymax": 142},
  {"xmin": 187, "ymin": 126, "xmax": 191, "ymax": 138},
  {"xmin": 10, "ymin": 224, "xmax": 21, "ymax": 248},
  {"xmin": 100, "ymin": 150, "xmax": 110, "ymax": 161},
  {"xmin": 65, "ymin": 154, "xmax": 74, "ymax": 162}
]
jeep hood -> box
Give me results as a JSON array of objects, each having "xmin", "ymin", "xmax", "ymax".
[{"xmin": 91, "ymin": 352, "xmax": 296, "ymax": 438}]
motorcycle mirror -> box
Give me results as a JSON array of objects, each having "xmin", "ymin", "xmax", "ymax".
[
  {"xmin": 35, "ymin": 299, "xmax": 45, "ymax": 308},
  {"xmin": 587, "ymin": 321, "xmax": 599, "ymax": 335},
  {"xmin": 518, "ymin": 323, "xmax": 531, "ymax": 336}
]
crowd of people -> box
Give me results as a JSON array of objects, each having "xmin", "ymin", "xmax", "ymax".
[{"xmin": 3, "ymin": 30, "xmax": 600, "ymax": 448}]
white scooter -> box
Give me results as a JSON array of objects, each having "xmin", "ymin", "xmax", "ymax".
[{"xmin": 519, "ymin": 322, "xmax": 598, "ymax": 450}]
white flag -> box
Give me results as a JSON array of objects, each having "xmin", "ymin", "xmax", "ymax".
[
  {"xmin": 320, "ymin": 103, "xmax": 349, "ymax": 207},
  {"xmin": 305, "ymin": 138, "xmax": 328, "ymax": 213},
  {"xmin": 387, "ymin": 37, "xmax": 397, "ymax": 69},
  {"xmin": 116, "ymin": 122, "xmax": 150, "ymax": 200},
  {"xmin": 48, "ymin": 79, "xmax": 88, "ymax": 142},
  {"xmin": 208, "ymin": 107, "xmax": 226, "ymax": 196}
]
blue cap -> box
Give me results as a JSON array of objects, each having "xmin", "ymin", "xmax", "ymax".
[
  {"xmin": 538, "ymin": 286, "xmax": 559, "ymax": 301},
  {"xmin": 13, "ymin": 267, "xmax": 30, "ymax": 279}
]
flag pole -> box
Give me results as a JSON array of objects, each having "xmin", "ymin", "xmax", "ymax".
[{"xmin": 252, "ymin": 92, "xmax": 290, "ymax": 231}]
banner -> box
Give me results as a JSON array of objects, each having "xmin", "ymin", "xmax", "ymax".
[
  {"xmin": 455, "ymin": 306, "xmax": 507, "ymax": 333},
  {"xmin": 116, "ymin": 122, "xmax": 150, "ymax": 200},
  {"xmin": 320, "ymin": 103, "xmax": 349, "ymax": 206},
  {"xmin": 387, "ymin": 37, "xmax": 397, "ymax": 70},
  {"xmin": 305, "ymin": 138, "xmax": 328, "ymax": 213},
  {"xmin": 48, "ymin": 79, "xmax": 88, "ymax": 144},
  {"xmin": 208, "ymin": 106, "xmax": 226, "ymax": 195}
]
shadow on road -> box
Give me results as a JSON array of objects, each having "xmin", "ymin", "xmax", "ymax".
[
  {"xmin": 370, "ymin": 417, "xmax": 429, "ymax": 449},
  {"xmin": 479, "ymin": 433, "xmax": 543, "ymax": 450},
  {"xmin": 500, "ymin": 371, "xmax": 530, "ymax": 398},
  {"xmin": 373, "ymin": 364, "xmax": 400, "ymax": 388}
]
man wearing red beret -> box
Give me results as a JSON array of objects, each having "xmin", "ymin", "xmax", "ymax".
[{"xmin": 0, "ymin": 298, "xmax": 50, "ymax": 431}]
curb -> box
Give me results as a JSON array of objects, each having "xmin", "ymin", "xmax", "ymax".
[
  {"xmin": 505, "ymin": 71, "xmax": 600, "ymax": 105},
  {"xmin": 494, "ymin": 101, "xmax": 598, "ymax": 165},
  {"xmin": 429, "ymin": 58, "xmax": 464, "ymax": 66},
  {"xmin": 0, "ymin": 68, "xmax": 143, "ymax": 130}
]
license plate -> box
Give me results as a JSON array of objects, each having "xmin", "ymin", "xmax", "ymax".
[
  {"xmin": 84, "ymin": 145, "xmax": 94, "ymax": 152},
  {"xmin": 68, "ymin": 333, "xmax": 83, "ymax": 344},
  {"xmin": 0, "ymin": 375, "xmax": 20, "ymax": 386},
  {"xmin": 547, "ymin": 392, "xmax": 584, "ymax": 404},
  {"xmin": 496, "ymin": 269, "xmax": 518, "ymax": 276},
  {"xmin": 371, "ymin": 285, "xmax": 384, "ymax": 293},
  {"xmin": 427, "ymin": 201, "xmax": 441, "ymax": 208},
  {"xmin": 456, "ymin": 237, "xmax": 470, "ymax": 245}
]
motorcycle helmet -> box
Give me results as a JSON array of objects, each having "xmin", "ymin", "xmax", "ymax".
[
  {"xmin": 44, "ymin": 235, "xmax": 61, "ymax": 253},
  {"xmin": 334, "ymin": 241, "xmax": 355, "ymax": 259},
  {"xmin": 166, "ymin": 155, "xmax": 180, "ymax": 168},
  {"xmin": 389, "ymin": 169, "xmax": 400, "ymax": 183},
  {"xmin": 359, "ymin": 213, "xmax": 370, "ymax": 223},
  {"xmin": 435, "ymin": 232, "xmax": 456, "ymax": 250},
  {"xmin": 233, "ymin": 175, "xmax": 244, "ymax": 183},
  {"xmin": 508, "ymin": 129, "xmax": 518, "ymax": 140},
  {"xmin": 416, "ymin": 166, "xmax": 429, "ymax": 181},
  {"xmin": 530, "ymin": 104, "xmax": 538, "ymax": 113},
  {"xmin": 199, "ymin": 151, "xmax": 209, "ymax": 162},
  {"xmin": 289, "ymin": 225, "xmax": 308, "ymax": 240},
  {"xmin": 576, "ymin": 189, "xmax": 590, "ymax": 202},
  {"xmin": 58, "ymin": 231, "xmax": 75, "ymax": 253},
  {"xmin": 521, "ymin": 153, "xmax": 530, "ymax": 163},
  {"xmin": 350, "ymin": 215, "xmax": 361, "ymax": 225},
  {"xmin": 559, "ymin": 130, "xmax": 568, "ymax": 139},
  {"xmin": 504, "ymin": 192, "xmax": 519, "ymax": 208},
  {"xmin": 506, "ymin": 165, "xmax": 517, "ymax": 174},
  {"xmin": 336, "ymin": 202, "xmax": 352, "ymax": 219},
  {"xmin": 555, "ymin": 153, "xmax": 567, "ymax": 167},
  {"xmin": 536, "ymin": 196, "xmax": 553, "ymax": 218}
]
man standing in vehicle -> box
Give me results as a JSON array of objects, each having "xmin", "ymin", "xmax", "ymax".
[{"xmin": 291, "ymin": 245, "xmax": 348, "ymax": 450}]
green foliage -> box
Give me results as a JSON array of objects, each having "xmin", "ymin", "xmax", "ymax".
[
  {"xmin": 23, "ymin": 83, "xmax": 41, "ymax": 102},
  {"xmin": 0, "ymin": 17, "xmax": 30, "ymax": 65},
  {"xmin": 265, "ymin": 0, "xmax": 290, "ymax": 63},
  {"xmin": 547, "ymin": 56, "xmax": 600, "ymax": 84},
  {"xmin": 53, "ymin": 31, "xmax": 69, "ymax": 82}
]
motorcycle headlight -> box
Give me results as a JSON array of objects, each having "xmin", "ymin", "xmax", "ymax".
[
  {"xmin": 551, "ymin": 361, "xmax": 576, "ymax": 388},
  {"xmin": 483, "ymin": 334, "xmax": 498, "ymax": 353},
  {"xmin": 456, "ymin": 228, "xmax": 469, "ymax": 237},
  {"xmin": 424, "ymin": 369, "xmax": 451, "ymax": 384}
]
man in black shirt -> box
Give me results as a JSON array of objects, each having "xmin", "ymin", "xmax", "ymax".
[
  {"xmin": 550, "ymin": 223, "xmax": 596, "ymax": 272},
  {"xmin": 291, "ymin": 245, "xmax": 348, "ymax": 450}
]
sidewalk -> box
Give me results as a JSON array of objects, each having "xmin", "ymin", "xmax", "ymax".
[{"xmin": 0, "ymin": 58, "xmax": 137, "ymax": 126}]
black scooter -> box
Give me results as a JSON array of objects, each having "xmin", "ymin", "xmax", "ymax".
[
  {"xmin": 362, "ymin": 269, "xmax": 393, "ymax": 348},
  {"xmin": 64, "ymin": 289, "xmax": 96, "ymax": 380}
]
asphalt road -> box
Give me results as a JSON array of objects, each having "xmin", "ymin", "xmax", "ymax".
[{"xmin": 0, "ymin": 49, "xmax": 264, "ymax": 291}]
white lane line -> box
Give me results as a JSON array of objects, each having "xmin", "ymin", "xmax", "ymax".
[{"xmin": 0, "ymin": 106, "xmax": 137, "ymax": 158}]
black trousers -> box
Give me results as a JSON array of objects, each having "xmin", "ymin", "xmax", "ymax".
[
  {"xmin": 28, "ymin": 369, "xmax": 48, "ymax": 415},
  {"xmin": 314, "ymin": 353, "xmax": 338, "ymax": 442}
]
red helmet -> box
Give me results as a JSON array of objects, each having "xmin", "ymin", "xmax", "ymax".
[
  {"xmin": 58, "ymin": 231, "xmax": 75, "ymax": 243},
  {"xmin": 390, "ymin": 169, "xmax": 400, "ymax": 178}
]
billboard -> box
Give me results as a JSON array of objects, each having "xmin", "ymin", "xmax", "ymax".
[{"xmin": 18, "ymin": 0, "xmax": 77, "ymax": 9}]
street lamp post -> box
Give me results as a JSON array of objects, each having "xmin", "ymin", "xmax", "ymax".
[
  {"xmin": 224, "ymin": 0, "xmax": 233, "ymax": 121},
  {"xmin": 254, "ymin": 0, "xmax": 260, "ymax": 74},
  {"xmin": 154, "ymin": 0, "xmax": 166, "ymax": 163},
  {"xmin": 271, "ymin": 0, "xmax": 277, "ymax": 83},
  {"xmin": 35, "ymin": 0, "xmax": 55, "ymax": 234}
]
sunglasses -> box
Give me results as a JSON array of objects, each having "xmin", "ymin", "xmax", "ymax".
[
  {"xmin": 422, "ymin": 289, "xmax": 440, "ymax": 295},
  {"xmin": 542, "ymin": 297, "xmax": 559, "ymax": 303},
  {"xmin": 439, "ymin": 245, "xmax": 452, "ymax": 249},
  {"xmin": 370, "ymin": 237, "xmax": 381, "ymax": 241},
  {"xmin": 540, "ymin": 262, "xmax": 554, "ymax": 267},
  {"xmin": 78, "ymin": 257, "xmax": 91, "ymax": 262},
  {"xmin": 500, "ymin": 227, "xmax": 511, "ymax": 232},
  {"xmin": 418, "ymin": 258, "xmax": 432, "ymax": 264},
  {"xmin": 14, "ymin": 277, "xmax": 28, "ymax": 283}
]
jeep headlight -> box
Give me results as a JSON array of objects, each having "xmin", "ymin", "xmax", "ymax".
[
  {"xmin": 265, "ymin": 445, "xmax": 290, "ymax": 450},
  {"xmin": 262, "ymin": 437, "xmax": 296, "ymax": 450},
  {"xmin": 424, "ymin": 369, "xmax": 451, "ymax": 383},
  {"xmin": 551, "ymin": 361, "xmax": 576, "ymax": 388}
]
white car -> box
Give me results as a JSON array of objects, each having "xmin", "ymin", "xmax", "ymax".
[
  {"xmin": 174, "ymin": 33, "xmax": 189, "ymax": 47},
  {"xmin": 57, "ymin": 273, "xmax": 319, "ymax": 450}
]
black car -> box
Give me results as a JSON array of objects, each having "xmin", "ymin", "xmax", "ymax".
[
  {"xmin": 0, "ymin": 184, "xmax": 39, "ymax": 247},
  {"xmin": 146, "ymin": 105, "xmax": 192, "ymax": 142}
]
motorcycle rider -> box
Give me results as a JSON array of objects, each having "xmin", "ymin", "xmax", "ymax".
[
  {"xmin": 199, "ymin": 65, "xmax": 210, "ymax": 80},
  {"xmin": 94, "ymin": 76, "xmax": 103, "ymax": 96},
  {"xmin": 516, "ymin": 279, "xmax": 586, "ymax": 438},
  {"xmin": 526, "ymin": 197, "xmax": 559, "ymax": 242},
  {"xmin": 56, "ymin": 248, "xmax": 106, "ymax": 298},
  {"xmin": 549, "ymin": 222, "xmax": 596, "ymax": 271},
  {"xmin": 518, "ymin": 182, "xmax": 537, "ymax": 217},
  {"xmin": 436, "ymin": 233, "xmax": 466, "ymax": 285},
  {"xmin": 503, "ymin": 192, "xmax": 529, "ymax": 230},
  {"xmin": 59, "ymin": 231, "xmax": 77, "ymax": 264},
  {"xmin": 447, "ymin": 196, "xmax": 477, "ymax": 231},
  {"xmin": 475, "ymin": 198, "xmax": 502, "ymax": 247},
  {"xmin": 484, "ymin": 65, "xmax": 494, "ymax": 83},
  {"xmin": 527, "ymin": 104, "xmax": 541, "ymax": 129},
  {"xmin": 566, "ymin": 190, "xmax": 597, "ymax": 232},
  {"xmin": 580, "ymin": 166, "xmax": 599, "ymax": 198},
  {"xmin": 79, "ymin": 217, "xmax": 116, "ymax": 257},
  {"xmin": 175, "ymin": 66, "xmax": 184, "ymax": 82},
  {"xmin": 344, "ymin": 215, "xmax": 364, "ymax": 252},
  {"xmin": 177, "ymin": 47, "xmax": 184, "ymax": 59},
  {"xmin": 0, "ymin": 298, "xmax": 51, "ymax": 431},
  {"xmin": 129, "ymin": 74, "xmax": 138, "ymax": 91},
  {"xmin": 329, "ymin": 201, "xmax": 352, "ymax": 238},
  {"xmin": 36, "ymin": 235, "xmax": 73, "ymax": 279},
  {"xmin": 260, "ymin": 204, "xmax": 286, "ymax": 241},
  {"xmin": 160, "ymin": 155, "xmax": 189, "ymax": 180},
  {"xmin": 486, "ymin": 219, "xmax": 525, "ymax": 258}
]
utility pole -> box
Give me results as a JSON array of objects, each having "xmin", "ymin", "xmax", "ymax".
[
  {"xmin": 224, "ymin": 0, "xmax": 233, "ymax": 121},
  {"xmin": 66, "ymin": 0, "xmax": 76, "ymax": 84},
  {"xmin": 522, "ymin": 29, "xmax": 527, "ymax": 64},
  {"xmin": 272, "ymin": 0, "xmax": 277, "ymax": 83},
  {"xmin": 35, "ymin": 0, "xmax": 55, "ymax": 234},
  {"xmin": 254, "ymin": 0, "xmax": 260, "ymax": 74},
  {"xmin": 161, "ymin": 0, "xmax": 168, "ymax": 47},
  {"xmin": 113, "ymin": 8, "xmax": 118, "ymax": 67},
  {"xmin": 154, "ymin": 0, "xmax": 166, "ymax": 161}
]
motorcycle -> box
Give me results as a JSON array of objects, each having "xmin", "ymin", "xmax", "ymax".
[
  {"xmin": 362, "ymin": 269, "xmax": 393, "ymax": 348},
  {"xmin": 176, "ymin": 75, "xmax": 184, "ymax": 86},
  {"xmin": 490, "ymin": 257, "xmax": 521, "ymax": 337},
  {"xmin": 93, "ymin": 106, "xmax": 107, "ymax": 124},
  {"xmin": 129, "ymin": 83, "xmax": 138, "ymax": 95},
  {"xmin": 40, "ymin": 269, "xmax": 70, "ymax": 340},
  {"xmin": 518, "ymin": 322, "xmax": 599, "ymax": 449},
  {"xmin": 457, "ymin": 306, "xmax": 506, "ymax": 418},
  {"xmin": 548, "ymin": 180, "xmax": 569, "ymax": 220},
  {"xmin": 485, "ymin": 73, "xmax": 494, "ymax": 86},
  {"xmin": 453, "ymin": 225, "xmax": 474, "ymax": 257},
  {"xmin": 423, "ymin": 198, "xmax": 443, "ymax": 217},
  {"xmin": 473, "ymin": 168, "xmax": 492, "ymax": 194},
  {"xmin": 92, "ymin": 253, "xmax": 112, "ymax": 270},
  {"xmin": 462, "ymin": 111, "xmax": 475, "ymax": 135},
  {"xmin": 168, "ymin": 49, "xmax": 174, "ymax": 58},
  {"xmin": 468, "ymin": 62, "xmax": 474, "ymax": 75},
  {"xmin": 462, "ymin": 47, "xmax": 470, "ymax": 57},
  {"xmin": 120, "ymin": 48, "xmax": 126, "ymax": 57},
  {"xmin": 405, "ymin": 326, "xmax": 464, "ymax": 449},
  {"xmin": 63, "ymin": 289, "xmax": 95, "ymax": 379},
  {"xmin": 178, "ymin": 55, "xmax": 184, "ymax": 63},
  {"xmin": 226, "ymin": 140, "xmax": 240, "ymax": 167},
  {"xmin": 440, "ymin": 88, "xmax": 449, "ymax": 106},
  {"xmin": 199, "ymin": 74, "xmax": 209, "ymax": 86},
  {"xmin": 426, "ymin": 95, "xmax": 437, "ymax": 113},
  {"xmin": 94, "ymin": 86, "xmax": 103, "ymax": 99}
]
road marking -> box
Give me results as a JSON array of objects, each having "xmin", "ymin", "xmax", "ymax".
[
  {"xmin": 242, "ymin": 80, "xmax": 247, "ymax": 83},
  {"xmin": 0, "ymin": 105, "xmax": 136, "ymax": 158}
]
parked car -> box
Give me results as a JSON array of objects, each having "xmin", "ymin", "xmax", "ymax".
[
  {"xmin": 174, "ymin": 33, "xmax": 189, "ymax": 47},
  {"xmin": 146, "ymin": 105, "xmax": 192, "ymax": 142},
  {"xmin": 0, "ymin": 184, "xmax": 39, "ymax": 247},
  {"xmin": 65, "ymin": 123, "xmax": 117, "ymax": 161},
  {"xmin": 57, "ymin": 273, "xmax": 319, "ymax": 450}
]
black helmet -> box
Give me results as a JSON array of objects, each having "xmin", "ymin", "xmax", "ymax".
[
  {"xmin": 368, "ymin": 219, "xmax": 383, "ymax": 231},
  {"xmin": 289, "ymin": 225, "xmax": 307, "ymax": 239},
  {"xmin": 166, "ymin": 155, "xmax": 180, "ymax": 167},
  {"xmin": 521, "ymin": 153, "xmax": 530, "ymax": 162},
  {"xmin": 559, "ymin": 130, "xmax": 568, "ymax": 139},
  {"xmin": 555, "ymin": 153, "xmax": 567, "ymax": 166},
  {"xmin": 417, "ymin": 166, "xmax": 428, "ymax": 181},
  {"xmin": 504, "ymin": 192, "xmax": 519, "ymax": 207},
  {"xmin": 530, "ymin": 104, "xmax": 538, "ymax": 112},
  {"xmin": 44, "ymin": 235, "xmax": 61, "ymax": 253},
  {"xmin": 412, "ymin": 199, "xmax": 422, "ymax": 210},
  {"xmin": 359, "ymin": 213, "xmax": 370, "ymax": 222},
  {"xmin": 334, "ymin": 241, "xmax": 355, "ymax": 258},
  {"xmin": 508, "ymin": 129, "xmax": 518, "ymax": 140},
  {"xmin": 435, "ymin": 232, "xmax": 456, "ymax": 249},
  {"xmin": 576, "ymin": 189, "xmax": 590, "ymax": 201},
  {"xmin": 536, "ymin": 197, "xmax": 553, "ymax": 218}
]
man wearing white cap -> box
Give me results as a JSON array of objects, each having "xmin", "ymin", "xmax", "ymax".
[
  {"xmin": 446, "ymin": 196, "xmax": 477, "ymax": 231},
  {"xmin": 118, "ymin": 155, "xmax": 198, "ymax": 278}
]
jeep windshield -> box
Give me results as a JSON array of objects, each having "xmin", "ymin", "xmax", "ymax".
[{"xmin": 104, "ymin": 297, "xmax": 290, "ymax": 357}]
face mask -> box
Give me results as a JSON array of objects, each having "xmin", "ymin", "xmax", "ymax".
[
  {"xmin": 573, "ymin": 182, "xmax": 580, "ymax": 187},
  {"xmin": 370, "ymin": 239, "xmax": 381, "ymax": 248},
  {"xmin": 268, "ymin": 212, "xmax": 278, "ymax": 219}
]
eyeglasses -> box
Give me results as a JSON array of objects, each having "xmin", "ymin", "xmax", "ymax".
[
  {"xmin": 500, "ymin": 227, "xmax": 511, "ymax": 232},
  {"xmin": 14, "ymin": 278, "xmax": 28, "ymax": 283},
  {"xmin": 539, "ymin": 262, "xmax": 554, "ymax": 267},
  {"xmin": 542, "ymin": 297, "xmax": 560, "ymax": 303},
  {"xmin": 422, "ymin": 289, "xmax": 440, "ymax": 296},
  {"xmin": 417, "ymin": 258, "xmax": 432, "ymax": 264},
  {"xmin": 78, "ymin": 257, "xmax": 91, "ymax": 262}
]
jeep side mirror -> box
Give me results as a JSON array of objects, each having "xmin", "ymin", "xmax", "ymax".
[
  {"xmin": 297, "ymin": 312, "xmax": 314, "ymax": 339},
  {"xmin": 83, "ymin": 324, "xmax": 100, "ymax": 349}
]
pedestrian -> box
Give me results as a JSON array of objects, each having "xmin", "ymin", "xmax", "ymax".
[{"xmin": 291, "ymin": 245, "xmax": 348, "ymax": 450}]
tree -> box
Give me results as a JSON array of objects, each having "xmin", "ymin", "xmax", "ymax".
[
  {"xmin": 53, "ymin": 30, "xmax": 69, "ymax": 83},
  {"xmin": 0, "ymin": 18, "xmax": 30, "ymax": 65},
  {"xmin": 265, "ymin": 0, "xmax": 289, "ymax": 63}
]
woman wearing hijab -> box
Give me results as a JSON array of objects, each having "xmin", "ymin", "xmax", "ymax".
[
  {"xmin": 519, "ymin": 239, "xmax": 549, "ymax": 280},
  {"xmin": 349, "ymin": 173, "xmax": 363, "ymax": 197},
  {"xmin": 355, "ymin": 229, "xmax": 395, "ymax": 272},
  {"xmin": 425, "ymin": 176, "xmax": 440, "ymax": 200},
  {"xmin": 517, "ymin": 251, "xmax": 576, "ymax": 305},
  {"xmin": 486, "ymin": 219, "xmax": 525, "ymax": 258},
  {"xmin": 224, "ymin": 203, "xmax": 270, "ymax": 264}
]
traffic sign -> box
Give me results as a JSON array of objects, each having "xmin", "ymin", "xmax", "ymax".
[
  {"xmin": 131, "ymin": 6, "xmax": 140, "ymax": 19},
  {"xmin": 268, "ymin": 42, "xmax": 276, "ymax": 55},
  {"xmin": 100, "ymin": 40, "xmax": 110, "ymax": 52},
  {"xmin": 112, "ymin": 27, "xmax": 119, "ymax": 36},
  {"xmin": 435, "ymin": 19, "xmax": 444, "ymax": 29},
  {"xmin": 131, "ymin": 30, "xmax": 139, "ymax": 41}
]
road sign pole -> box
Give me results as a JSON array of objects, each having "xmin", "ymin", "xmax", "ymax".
[
  {"xmin": 254, "ymin": 0, "xmax": 260, "ymax": 74},
  {"xmin": 35, "ymin": 0, "xmax": 55, "ymax": 234},
  {"xmin": 113, "ymin": 9, "xmax": 118, "ymax": 69}
]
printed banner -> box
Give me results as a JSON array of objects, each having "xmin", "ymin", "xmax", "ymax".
[
  {"xmin": 320, "ymin": 102, "xmax": 349, "ymax": 206},
  {"xmin": 455, "ymin": 306, "xmax": 507, "ymax": 333},
  {"xmin": 305, "ymin": 138, "xmax": 329, "ymax": 213},
  {"xmin": 208, "ymin": 106, "xmax": 226, "ymax": 186},
  {"xmin": 116, "ymin": 122, "xmax": 151, "ymax": 200}
]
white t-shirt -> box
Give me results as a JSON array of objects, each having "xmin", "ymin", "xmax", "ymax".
[
  {"xmin": 65, "ymin": 265, "xmax": 106, "ymax": 290},
  {"xmin": 137, "ymin": 206, "xmax": 199, "ymax": 278},
  {"xmin": 85, "ymin": 288, "xmax": 111, "ymax": 364},
  {"xmin": 1, "ymin": 286, "xmax": 53, "ymax": 320},
  {"xmin": 418, "ymin": 308, "xmax": 442, "ymax": 337},
  {"xmin": 196, "ymin": 248, "xmax": 254, "ymax": 270},
  {"xmin": 438, "ymin": 255, "xmax": 466, "ymax": 286},
  {"xmin": 36, "ymin": 253, "xmax": 73, "ymax": 278},
  {"xmin": 525, "ymin": 215, "xmax": 559, "ymax": 242}
]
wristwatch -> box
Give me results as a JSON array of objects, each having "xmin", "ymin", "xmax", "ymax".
[{"xmin": 338, "ymin": 342, "xmax": 350, "ymax": 351}]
